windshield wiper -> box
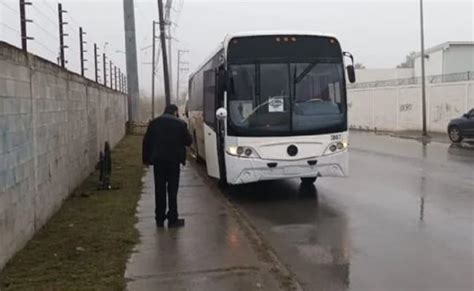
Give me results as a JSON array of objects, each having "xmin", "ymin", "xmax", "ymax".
[{"xmin": 294, "ymin": 62, "xmax": 318, "ymax": 84}]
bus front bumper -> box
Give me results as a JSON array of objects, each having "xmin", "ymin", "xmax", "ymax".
[{"xmin": 225, "ymin": 150, "xmax": 348, "ymax": 185}]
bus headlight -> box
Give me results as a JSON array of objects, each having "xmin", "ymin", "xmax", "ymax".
[
  {"xmin": 324, "ymin": 141, "xmax": 348, "ymax": 156},
  {"xmin": 227, "ymin": 146, "xmax": 259, "ymax": 158}
]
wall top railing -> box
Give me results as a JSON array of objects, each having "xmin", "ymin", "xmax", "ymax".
[{"xmin": 348, "ymin": 71, "xmax": 474, "ymax": 89}]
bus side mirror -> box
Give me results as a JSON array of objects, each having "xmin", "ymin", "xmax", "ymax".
[
  {"xmin": 216, "ymin": 107, "xmax": 227, "ymax": 120},
  {"xmin": 347, "ymin": 65, "xmax": 356, "ymax": 83}
]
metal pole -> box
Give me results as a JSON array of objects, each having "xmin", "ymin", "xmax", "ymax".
[
  {"xmin": 19, "ymin": 0, "xmax": 27, "ymax": 51},
  {"xmin": 110, "ymin": 61, "xmax": 113, "ymax": 89},
  {"xmin": 123, "ymin": 74, "xmax": 126, "ymax": 93},
  {"xmin": 151, "ymin": 21, "xmax": 157, "ymax": 119},
  {"xmin": 19, "ymin": 0, "xmax": 33, "ymax": 51},
  {"xmin": 117, "ymin": 68, "xmax": 122, "ymax": 92},
  {"xmin": 94, "ymin": 43, "xmax": 99, "ymax": 82},
  {"xmin": 114, "ymin": 66, "xmax": 117, "ymax": 91},
  {"xmin": 58, "ymin": 3, "xmax": 66, "ymax": 68},
  {"xmin": 123, "ymin": 0, "xmax": 140, "ymax": 123},
  {"xmin": 79, "ymin": 27, "xmax": 85, "ymax": 76},
  {"xmin": 176, "ymin": 51, "xmax": 180, "ymax": 106},
  {"xmin": 157, "ymin": 0, "xmax": 171, "ymax": 106},
  {"xmin": 420, "ymin": 0, "xmax": 427, "ymax": 137},
  {"xmin": 165, "ymin": 0, "xmax": 173, "ymax": 101},
  {"xmin": 103, "ymin": 53, "xmax": 107, "ymax": 86}
]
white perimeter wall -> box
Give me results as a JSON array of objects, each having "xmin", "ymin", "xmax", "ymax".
[{"xmin": 348, "ymin": 81, "xmax": 474, "ymax": 133}]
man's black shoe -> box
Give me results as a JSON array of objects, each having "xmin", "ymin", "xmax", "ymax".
[
  {"xmin": 168, "ymin": 218, "xmax": 185, "ymax": 228},
  {"xmin": 156, "ymin": 221, "xmax": 165, "ymax": 228}
]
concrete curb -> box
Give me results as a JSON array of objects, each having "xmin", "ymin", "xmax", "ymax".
[{"xmin": 189, "ymin": 158, "xmax": 303, "ymax": 291}]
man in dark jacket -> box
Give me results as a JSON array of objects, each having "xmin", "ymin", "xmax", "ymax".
[{"xmin": 142, "ymin": 104, "xmax": 192, "ymax": 228}]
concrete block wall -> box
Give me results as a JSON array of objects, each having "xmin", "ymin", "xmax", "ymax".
[
  {"xmin": 0, "ymin": 42, "xmax": 127, "ymax": 270},
  {"xmin": 348, "ymin": 80, "xmax": 474, "ymax": 133}
]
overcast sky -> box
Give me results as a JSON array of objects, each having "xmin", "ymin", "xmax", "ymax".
[{"xmin": 1, "ymin": 0, "xmax": 473, "ymax": 96}]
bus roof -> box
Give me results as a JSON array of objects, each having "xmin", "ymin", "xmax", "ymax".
[
  {"xmin": 189, "ymin": 31, "xmax": 338, "ymax": 80},
  {"xmin": 224, "ymin": 30, "xmax": 337, "ymax": 43}
]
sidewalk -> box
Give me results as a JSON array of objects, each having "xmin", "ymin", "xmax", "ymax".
[
  {"xmin": 385, "ymin": 130, "xmax": 451, "ymax": 143},
  {"xmin": 125, "ymin": 164, "xmax": 294, "ymax": 290}
]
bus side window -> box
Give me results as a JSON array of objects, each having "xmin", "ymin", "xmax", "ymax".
[{"xmin": 203, "ymin": 69, "xmax": 216, "ymax": 128}]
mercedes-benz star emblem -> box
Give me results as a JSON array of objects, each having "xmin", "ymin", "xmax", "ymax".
[{"xmin": 287, "ymin": 145, "xmax": 298, "ymax": 157}]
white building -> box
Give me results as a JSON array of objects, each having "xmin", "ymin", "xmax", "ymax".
[{"xmin": 413, "ymin": 41, "xmax": 474, "ymax": 77}]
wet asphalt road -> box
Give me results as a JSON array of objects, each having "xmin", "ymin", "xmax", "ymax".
[{"xmin": 223, "ymin": 132, "xmax": 474, "ymax": 291}]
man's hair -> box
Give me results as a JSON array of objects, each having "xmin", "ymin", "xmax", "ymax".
[{"xmin": 164, "ymin": 104, "xmax": 178, "ymax": 115}]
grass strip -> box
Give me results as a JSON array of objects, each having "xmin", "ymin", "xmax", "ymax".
[{"xmin": 0, "ymin": 135, "xmax": 144, "ymax": 290}]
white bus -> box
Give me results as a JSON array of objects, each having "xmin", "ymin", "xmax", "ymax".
[{"xmin": 185, "ymin": 31, "xmax": 356, "ymax": 185}]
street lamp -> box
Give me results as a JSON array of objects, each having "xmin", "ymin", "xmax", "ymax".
[{"xmin": 419, "ymin": 0, "xmax": 428, "ymax": 137}]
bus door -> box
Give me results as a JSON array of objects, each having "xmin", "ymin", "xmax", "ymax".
[{"xmin": 203, "ymin": 69, "xmax": 220, "ymax": 179}]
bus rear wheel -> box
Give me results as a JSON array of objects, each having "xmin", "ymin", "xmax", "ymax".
[{"xmin": 301, "ymin": 177, "xmax": 317, "ymax": 185}]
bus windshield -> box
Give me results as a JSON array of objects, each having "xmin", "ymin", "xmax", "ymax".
[{"xmin": 228, "ymin": 62, "xmax": 346, "ymax": 136}]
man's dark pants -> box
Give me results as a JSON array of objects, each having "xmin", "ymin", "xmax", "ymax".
[{"xmin": 153, "ymin": 161, "xmax": 181, "ymax": 224}]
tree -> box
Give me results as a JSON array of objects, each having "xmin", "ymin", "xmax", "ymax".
[
  {"xmin": 397, "ymin": 51, "xmax": 417, "ymax": 68},
  {"xmin": 354, "ymin": 63, "xmax": 366, "ymax": 69}
]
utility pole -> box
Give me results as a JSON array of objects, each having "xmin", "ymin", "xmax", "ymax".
[
  {"xmin": 123, "ymin": 0, "xmax": 140, "ymax": 124},
  {"xmin": 94, "ymin": 43, "xmax": 99, "ymax": 83},
  {"xmin": 176, "ymin": 49, "xmax": 189, "ymax": 105},
  {"xmin": 157, "ymin": 0, "xmax": 171, "ymax": 106},
  {"xmin": 165, "ymin": 0, "xmax": 173, "ymax": 100},
  {"xmin": 19, "ymin": 0, "xmax": 33, "ymax": 52},
  {"xmin": 151, "ymin": 21, "xmax": 158, "ymax": 119},
  {"xmin": 79, "ymin": 27, "xmax": 87, "ymax": 77},
  {"xmin": 420, "ymin": 0, "xmax": 428, "ymax": 137},
  {"xmin": 58, "ymin": 3, "xmax": 68, "ymax": 68}
]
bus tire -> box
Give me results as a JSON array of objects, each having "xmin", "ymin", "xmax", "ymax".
[
  {"xmin": 218, "ymin": 178, "xmax": 228, "ymax": 188},
  {"xmin": 301, "ymin": 177, "xmax": 317, "ymax": 185}
]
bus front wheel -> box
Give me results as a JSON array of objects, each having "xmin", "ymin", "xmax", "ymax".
[{"xmin": 301, "ymin": 177, "xmax": 317, "ymax": 185}]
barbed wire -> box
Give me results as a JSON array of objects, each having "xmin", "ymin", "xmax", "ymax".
[
  {"xmin": 32, "ymin": 5, "xmax": 58, "ymax": 29},
  {"xmin": 38, "ymin": 0, "xmax": 58, "ymax": 17},
  {"xmin": 0, "ymin": 22, "xmax": 21, "ymax": 34},
  {"xmin": 33, "ymin": 40, "xmax": 60, "ymax": 60},
  {"xmin": 1, "ymin": 1, "xmax": 19, "ymax": 14},
  {"xmin": 1, "ymin": 0, "xmax": 128, "ymax": 89},
  {"xmin": 32, "ymin": 22, "xmax": 59, "ymax": 42}
]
